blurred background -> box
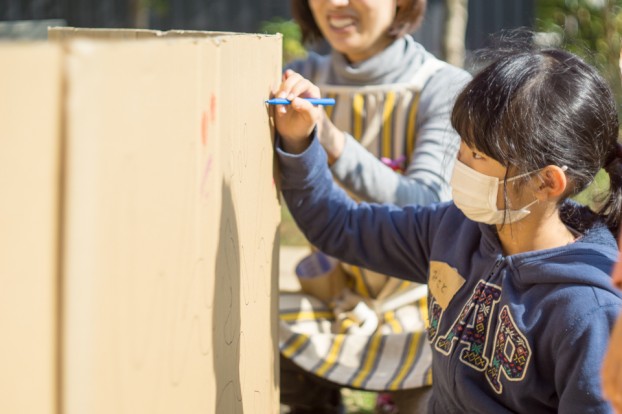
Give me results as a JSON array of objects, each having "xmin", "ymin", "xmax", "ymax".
[{"xmin": 2, "ymin": 0, "xmax": 621, "ymax": 107}]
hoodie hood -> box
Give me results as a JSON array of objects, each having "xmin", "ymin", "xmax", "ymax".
[{"xmin": 481, "ymin": 202, "xmax": 621, "ymax": 295}]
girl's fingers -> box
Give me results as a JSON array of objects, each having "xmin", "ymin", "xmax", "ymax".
[
  {"xmin": 273, "ymin": 70, "xmax": 321, "ymax": 119},
  {"xmin": 283, "ymin": 69, "xmax": 298, "ymax": 81},
  {"xmin": 277, "ymin": 71, "xmax": 304, "ymax": 98},
  {"xmin": 277, "ymin": 71, "xmax": 321, "ymax": 101},
  {"xmin": 287, "ymin": 78, "xmax": 320, "ymax": 101},
  {"xmin": 290, "ymin": 96, "xmax": 315, "ymax": 114}
]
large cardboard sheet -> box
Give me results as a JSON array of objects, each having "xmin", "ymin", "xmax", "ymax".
[
  {"xmin": 62, "ymin": 34, "xmax": 281, "ymax": 414},
  {"xmin": 0, "ymin": 43, "xmax": 62, "ymax": 414}
]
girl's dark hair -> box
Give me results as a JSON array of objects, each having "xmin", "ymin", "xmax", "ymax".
[
  {"xmin": 291, "ymin": 0, "xmax": 427, "ymax": 45},
  {"xmin": 451, "ymin": 42, "xmax": 622, "ymax": 232}
]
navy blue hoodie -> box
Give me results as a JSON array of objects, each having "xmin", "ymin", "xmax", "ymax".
[{"xmin": 278, "ymin": 136, "xmax": 622, "ymax": 413}]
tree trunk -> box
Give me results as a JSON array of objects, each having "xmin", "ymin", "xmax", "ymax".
[
  {"xmin": 129, "ymin": 0, "xmax": 150, "ymax": 29},
  {"xmin": 442, "ymin": 0, "xmax": 469, "ymax": 68}
]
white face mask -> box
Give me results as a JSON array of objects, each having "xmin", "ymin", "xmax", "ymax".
[{"xmin": 451, "ymin": 160, "xmax": 540, "ymax": 225}]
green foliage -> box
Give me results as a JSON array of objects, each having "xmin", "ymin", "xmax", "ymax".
[
  {"xmin": 260, "ymin": 17, "xmax": 307, "ymax": 64},
  {"xmin": 149, "ymin": 0, "xmax": 169, "ymax": 15},
  {"xmin": 341, "ymin": 389, "xmax": 377, "ymax": 414},
  {"xmin": 573, "ymin": 169, "xmax": 610, "ymax": 210},
  {"xmin": 535, "ymin": 0, "xmax": 622, "ymax": 117},
  {"xmin": 536, "ymin": 1, "xmax": 620, "ymax": 210}
]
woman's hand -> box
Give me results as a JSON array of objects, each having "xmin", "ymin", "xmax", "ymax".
[
  {"xmin": 603, "ymin": 314, "xmax": 622, "ymax": 413},
  {"xmin": 274, "ymin": 70, "xmax": 323, "ymax": 154}
]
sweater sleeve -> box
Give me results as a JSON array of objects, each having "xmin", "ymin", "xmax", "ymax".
[
  {"xmin": 554, "ymin": 303, "xmax": 621, "ymax": 413},
  {"xmin": 330, "ymin": 65, "xmax": 471, "ymax": 207},
  {"xmin": 277, "ymin": 133, "xmax": 433, "ymax": 283}
]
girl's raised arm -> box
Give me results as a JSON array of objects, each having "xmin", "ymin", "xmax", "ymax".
[{"xmin": 273, "ymin": 70, "xmax": 323, "ymax": 155}]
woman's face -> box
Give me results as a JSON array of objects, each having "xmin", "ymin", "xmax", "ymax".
[{"xmin": 308, "ymin": 0, "xmax": 399, "ymax": 63}]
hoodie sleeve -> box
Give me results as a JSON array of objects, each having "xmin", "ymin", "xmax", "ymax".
[
  {"xmin": 554, "ymin": 302, "xmax": 621, "ymax": 413},
  {"xmin": 276, "ymin": 132, "xmax": 434, "ymax": 283}
]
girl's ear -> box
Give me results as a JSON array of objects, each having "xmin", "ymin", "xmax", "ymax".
[{"xmin": 536, "ymin": 165, "xmax": 568, "ymax": 199}]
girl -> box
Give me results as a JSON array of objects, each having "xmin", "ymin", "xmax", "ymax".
[
  {"xmin": 274, "ymin": 46, "xmax": 622, "ymax": 412},
  {"xmin": 279, "ymin": 0, "xmax": 469, "ymax": 412}
]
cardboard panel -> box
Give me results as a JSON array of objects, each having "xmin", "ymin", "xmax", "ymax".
[
  {"xmin": 214, "ymin": 34, "xmax": 282, "ymax": 413},
  {"xmin": 62, "ymin": 35, "xmax": 281, "ymax": 414},
  {"xmin": 0, "ymin": 43, "xmax": 62, "ymax": 414}
]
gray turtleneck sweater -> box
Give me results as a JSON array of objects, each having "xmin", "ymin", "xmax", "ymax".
[{"xmin": 286, "ymin": 35, "xmax": 471, "ymax": 206}]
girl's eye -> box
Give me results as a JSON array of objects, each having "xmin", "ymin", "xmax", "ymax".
[{"xmin": 472, "ymin": 151, "xmax": 484, "ymax": 160}]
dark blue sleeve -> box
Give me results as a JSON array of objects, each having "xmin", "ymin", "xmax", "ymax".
[
  {"xmin": 554, "ymin": 302, "xmax": 621, "ymax": 413},
  {"xmin": 277, "ymin": 132, "xmax": 435, "ymax": 283}
]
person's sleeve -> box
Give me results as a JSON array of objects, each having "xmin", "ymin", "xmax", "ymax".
[
  {"xmin": 330, "ymin": 66, "xmax": 471, "ymax": 207},
  {"xmin": 554, "ymin": 303, "xmax": 621, "ymax": 413},
  {"xmin": 284, "ymin": 58, "xmax": 305, "ymax": 74},
  {"xmin": 284, "ymin": 52, "xmax": 323, "ymax": 79},
  {"xmin": 276, "ymin": 132, "xmax": 432, "ymax": 282}
]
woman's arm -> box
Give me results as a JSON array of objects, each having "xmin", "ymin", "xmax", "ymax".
[{"xmin": 329, "ymin": 66, "xmax": 471, "ymax": 207}]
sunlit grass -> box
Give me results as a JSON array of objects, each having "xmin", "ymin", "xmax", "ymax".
[{"xmin": 280, "ymin": 200, "xmax": 308, "ymax": 246}]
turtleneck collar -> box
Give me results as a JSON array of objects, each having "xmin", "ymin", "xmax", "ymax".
[{"xmin": 328, "ymin": 35, "xmax": 426, "ymax": 86}]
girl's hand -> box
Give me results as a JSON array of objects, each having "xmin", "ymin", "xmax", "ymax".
[
  {"xmin": 603, "ymin": 314, "xmax": 622, "ymax": 413},
  {"xmin": 274, "ymin": 70, "xmax": 322, "ymax": 154}
]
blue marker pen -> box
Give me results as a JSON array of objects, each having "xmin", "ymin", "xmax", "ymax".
[{"xmin": 265, "ymin": 98, "xmax": 336, "ymax": 106}]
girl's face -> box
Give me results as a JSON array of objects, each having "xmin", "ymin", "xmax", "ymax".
[
  {"xmin": 308, "ymin": 0, "xmax": 399, "ymax": 63},
  {"xmin": 457, "ymin": 141, "xmax": 536, "ymax": 212}
]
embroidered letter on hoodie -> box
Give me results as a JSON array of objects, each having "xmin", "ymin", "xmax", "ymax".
[{"xmin": 428, "ymin": 279, "xmax": 532, "ymax": 394}]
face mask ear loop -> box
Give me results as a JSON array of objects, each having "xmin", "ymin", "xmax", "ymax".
[
  {"xmin": 503, "ymin": 169, "xmax": 541, "ymax": 218},
  {"xmin": 502, "ymin": 169, "xmax": 541, "ymax": 184}
]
